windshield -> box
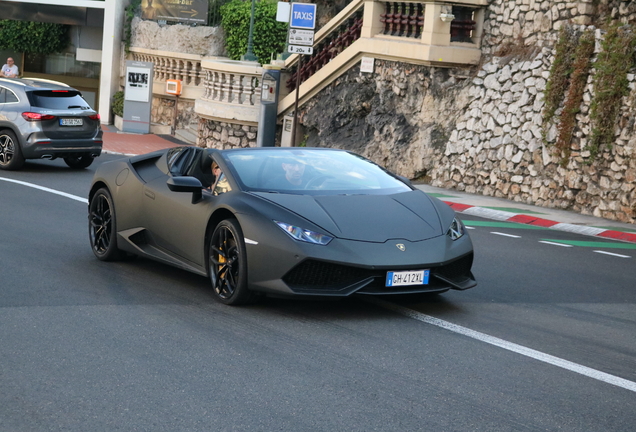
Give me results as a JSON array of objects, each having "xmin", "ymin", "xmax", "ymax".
[
  {"xmin": 27, "ymin": 90, "xmax": 92, "ymax": 110},
  {"xmin": 224, "ymin": 148, "xmax": 412, "ymax": 195}
]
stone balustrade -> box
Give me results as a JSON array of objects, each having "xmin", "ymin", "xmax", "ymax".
[
  {"xmin": 129, "ymin": 47, "xmax": 205, "ymax": 100},
  {"xmin": 196, "ymin": 58, "xmax": 262, "ymax": 125}
]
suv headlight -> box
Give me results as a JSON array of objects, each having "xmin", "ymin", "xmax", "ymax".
[
  {"xmin": 447, "ymin": 217, "xmax": 465, "ymax": 240},
  {"xmin": 275, "ymin": 221, "xmax": 333, "ymax": 245}
]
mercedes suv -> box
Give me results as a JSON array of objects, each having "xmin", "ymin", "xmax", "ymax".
[{"xmin": 0, "ymin": 77, "xmax": 103, "ymax": 170}]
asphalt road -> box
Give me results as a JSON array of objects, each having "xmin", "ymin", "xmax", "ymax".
[{"xmin": 1, "ymin": 156, "xmax": 635, "ymax": 431}]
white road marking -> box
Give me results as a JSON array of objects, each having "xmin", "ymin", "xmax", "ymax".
[
  {"xmin": 539, "ymin": 241, "xmax": 574, "ymax": 247},
  {"xmin": 367, "ymin": 298, "xmax": 636, "ymax": 394},
  {"xmin": 0, "ymin": 177, "xmax": 88, "ymax": 203},
  {"xmin": 593, "ymin": 250, "xmax": 631, "ymax": 259},
  {"xmin": 491, "ymin": 232, "xmax": 521, "ymax": 238},
  {"xmin": 465, "ymin": 226, "xmax": 476, "ymax": 230}
]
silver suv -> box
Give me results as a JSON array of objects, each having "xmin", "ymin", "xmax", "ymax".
[{"xmin": 0, "ymin": 77, "xmax": 103, "ymax": 170}]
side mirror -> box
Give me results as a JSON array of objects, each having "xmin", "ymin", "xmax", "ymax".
[{"xmin": 167, "ymin": 176, "xmax": 203, "ymax": 203}]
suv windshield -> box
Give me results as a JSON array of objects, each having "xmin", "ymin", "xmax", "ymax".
[
  {"xmin": 27, "ymin": 90, "xmax": 91, "ymax": 110},
  {"xmin": 224, "ymin": 149, "xmax": 412, "ymax": 195}
]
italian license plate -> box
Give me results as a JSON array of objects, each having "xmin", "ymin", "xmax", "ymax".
[
  {"xmin": 60, "ymin": 118, "xmax": 83, "ymax": 126},
  {"xmin": 386, "ymin": 269, "xmax": 429, "ymax": 287}
]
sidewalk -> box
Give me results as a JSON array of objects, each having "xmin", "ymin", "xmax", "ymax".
[
  {"xmin": 101, "ymin": 127, "xmax": 636, "ymax": 244},
  {"xmin": 102, "ymin": 125, "xmax": 190, "ymax": 156}
]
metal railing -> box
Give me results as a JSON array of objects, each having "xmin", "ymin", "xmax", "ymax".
[{"xmin": 380, "ymin": 2, "xmax": 425, "ymax": 38}]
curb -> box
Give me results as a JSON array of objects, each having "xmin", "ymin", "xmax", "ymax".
[{"xmin": 444, "ymin": 202, "xmax": 636, "ymax": 244}]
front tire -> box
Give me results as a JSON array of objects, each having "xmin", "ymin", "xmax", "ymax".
[
  {"xmin": 64, "ymin": 155, "xmax": 95, "ymax": 169},
  {"xmin": 89, "ymin": 188, "xmax": 123, "ymax": 261},
  {"xmin": 0, "ymin": 129, "xmax": 25, "ymax": 170},
  {"xmin": 209, "ymin": 219, "xmax": 252, "ymax": 305}
]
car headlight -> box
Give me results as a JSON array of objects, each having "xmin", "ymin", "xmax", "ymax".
[
  {"xmin": 274, "ymin": 221, "xmax": 333, "ymax": 245},
  {"xmin": 447, "ymin": 217, "xmax": 465, "ymax": 240}
]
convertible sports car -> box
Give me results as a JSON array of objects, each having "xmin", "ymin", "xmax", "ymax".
[{"xmin": 88, "ymin": 146, "xmax": 476, "ymax": 305}]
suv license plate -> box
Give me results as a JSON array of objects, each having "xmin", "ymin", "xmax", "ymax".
[
  {"xmin": 60, "ymin": 118, "xmax": 83, "ymax": 126},
  {"xmin": 386, "ymin": 270, "xmax": 429, "ymax": 287}
]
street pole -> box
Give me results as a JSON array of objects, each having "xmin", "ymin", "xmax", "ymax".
[
  {"xmin": 290, "ymin": 55, "xmax": 302, "ymax": 147},
  {"xmin": 243, "ymin": 0, "xmax": 258, "ymax": 62}
]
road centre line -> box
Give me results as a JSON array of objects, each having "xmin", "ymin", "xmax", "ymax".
[
  {"xmin": 593, "ymin": 250, "xmax": 631, "ymax": 259},
  {"xmin": 367, "ymin": 297, "xmax": 636, "ymax": 393},
  {"xmin": 491, "ymin": 232, "xmax": 522, "ymax": 238},
  {"xmin": 0, "ymin": 177, "xmax": 87, "ymax": 203}
]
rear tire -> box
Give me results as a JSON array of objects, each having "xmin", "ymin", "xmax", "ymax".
[
  {"xmin": 0, "ymin": 129, "xmax": 25, "ymax": 170},
  {"xmin": 89, "ymin": 188, "xmax": 124, "ymax": 261},
  {"xmin": 64, "ymin": 155, "xmax": 95, "ymax": 169},
  {"xmin": 208, "ymin": 219, "xmax": 254, "ymax": 305}
]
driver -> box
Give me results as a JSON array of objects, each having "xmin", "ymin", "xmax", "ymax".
[{"xmin": 268, "ymin": 157, "xmax": 314, "ymax": 189}]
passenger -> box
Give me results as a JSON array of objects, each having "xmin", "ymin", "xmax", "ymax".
[{"xmin": 211, "ymin": 162, "xmax": 231, "ymax": 195}]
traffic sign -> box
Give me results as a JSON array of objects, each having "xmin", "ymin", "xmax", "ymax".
[
  {"xmin": 288, "ymin": 45, "xmax": 313, "ymax": 55},
  {"xmin": 289, "ymin": 29, "xmax": 314, "ymax": 46},
  {"xmin": 290, "ymin": 3, "xmax": 316, "ymax": 29}
]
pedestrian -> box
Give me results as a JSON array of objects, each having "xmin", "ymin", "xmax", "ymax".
[{"xmin": 0, "ymin": 57, "xmax": 19, "ymax": 78}]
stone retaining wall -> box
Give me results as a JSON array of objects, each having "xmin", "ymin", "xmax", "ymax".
[
  {"xmin": 151, "ymin": 97, "xmax": 197, "ymax": 131},
  {"xmin": 199, "ymin": 119, "xmax": 258, "ymax": 149},
  {"xmin": 301, "ymin": 0, "xmax": 636, "ymax": 223}
]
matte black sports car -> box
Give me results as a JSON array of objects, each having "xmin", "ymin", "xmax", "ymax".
[{"xmin": 88, "ymin": 146, "xmax": 476, "ymax": 305}]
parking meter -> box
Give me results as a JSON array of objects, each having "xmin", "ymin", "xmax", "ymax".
[{"xmin": 257, "ymin": 66, "xmax": 281, "ymax": 147}]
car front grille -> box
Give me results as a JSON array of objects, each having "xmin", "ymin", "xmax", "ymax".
[
  {"xmin": 283, "ymin": 260, "xmax": 376, "ymax": 292},
  {"xmin": 282, "ymin": 252, "xmax": 475, "ymax": 295}
]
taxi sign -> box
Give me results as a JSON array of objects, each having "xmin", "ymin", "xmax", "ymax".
[{"xmin": 290, "ymin": 3, "xmax": 316, "ymax": 29}]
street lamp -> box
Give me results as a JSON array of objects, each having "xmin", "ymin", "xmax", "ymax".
[{"xmin": 243, "ymin": 0, "xmax": 258, "ymax": 62}]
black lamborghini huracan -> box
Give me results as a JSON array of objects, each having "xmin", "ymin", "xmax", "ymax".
[{"xmin": 88, "ymin": 146, "xmax": 476, "ymax": 305}]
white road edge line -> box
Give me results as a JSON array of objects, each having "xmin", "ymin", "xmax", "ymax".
[
  {"xmin": 491, "ymin": 232, "xmax": 521, "ymax": 238},
  {"xmin": 593, "ymin": 250, "xmax": 631, "ymax": 259},
  {"xmin": 539, "ymin": 241, "xmax": 574, "ymax": 247},
  {"xmin": 0, "ymin": 177, "xmax": 87, "ymax": 203},
  {"xmin": 366, "ymin": 298, "xmax": 636, "ymax": 394}
]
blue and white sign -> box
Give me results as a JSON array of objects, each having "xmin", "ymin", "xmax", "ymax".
[{"xmin": 290, "ymin": 3, "xmax": 316, "ymax": 29}]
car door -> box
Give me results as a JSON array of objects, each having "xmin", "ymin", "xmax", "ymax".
[{"xmin": 142, "ymin": 147, "xmax": 214, "ymax": 267}]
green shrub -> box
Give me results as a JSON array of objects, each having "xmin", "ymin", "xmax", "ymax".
[
  {"xmin": 587, "ymin": 24, "xmax": 636, "ymax": 160},
  {"xmin": 0, "ymin": 20, "xmax": 69, "ymax": 54},
  {"xmin": 221, "ymin": 0, "xmax": 288, "ymax": 64},
  {"xmin": 124, "ymin": 0, "xmax": 142, "ymax": 53},
  {"xmin": 112, "ymin": 91, "xmax": 124, "ymax": 117},
  {"xmin": 554, "ymin": 29, "xmax": 594, "ymax": 166},
  {"xmin": 542, "ymin": 25, "xmax": 578, "ymax": 135}
]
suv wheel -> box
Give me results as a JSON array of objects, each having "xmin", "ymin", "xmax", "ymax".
[
  {"xmin": 0, "ymin": 130, "xmax": 25, "ymax": 170},
  {"xmin": 64, "ymin": 155, "xmax": 95, "ymax": 169}
]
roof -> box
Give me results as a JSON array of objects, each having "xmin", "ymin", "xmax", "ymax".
[{"xmin": 0, "ymin": 77, "xmax": 73, "ymax": 91}]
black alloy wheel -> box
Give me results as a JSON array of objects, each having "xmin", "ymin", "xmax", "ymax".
[
  {"xmin": 0, "ymin": 130, "xmax": 25, "ymax": 170},
  {"xmin": 89, "ymin": 188, "xmax": 123, "ymax": 261},
  {"xmin": 65, "ymin": 155, "xmax": 95, "ymax": 169},
  {"xmin": 209, "ymin": 219, "xmax": 252, "ymax": 305}
]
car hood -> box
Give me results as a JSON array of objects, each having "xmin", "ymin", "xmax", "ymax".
[{"xmin": 252, "ymin": 190, "xmax": 443, "ymax": 242}]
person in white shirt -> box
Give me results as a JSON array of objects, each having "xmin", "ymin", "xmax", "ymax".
[{"xmin": 1, "ymin": 58, "xmax": 19, "ymax": 78}]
